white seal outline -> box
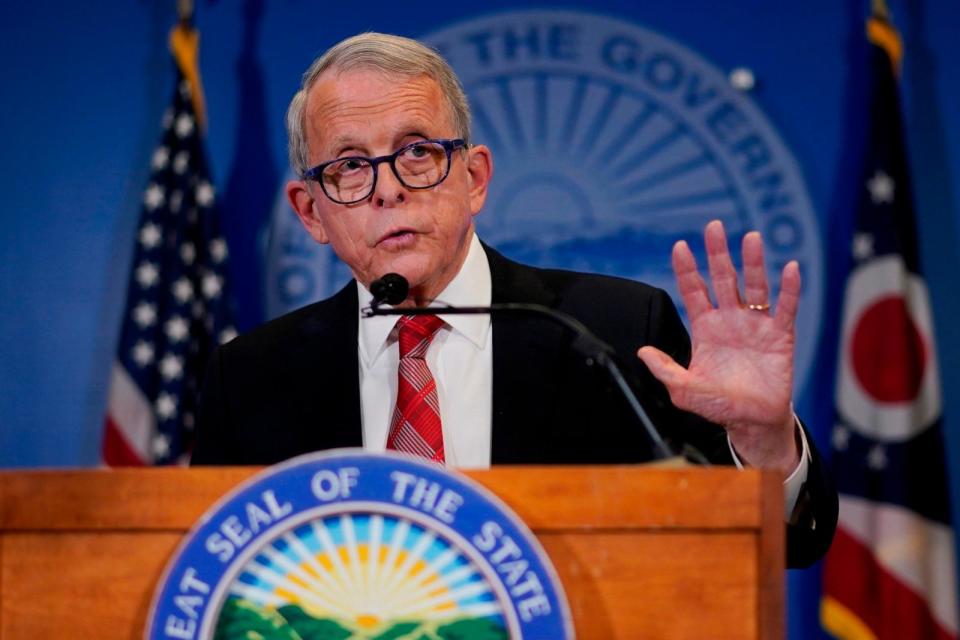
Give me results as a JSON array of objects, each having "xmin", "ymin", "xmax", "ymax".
[{"xmin": 145, "ymin": 449, "xmax": 574, "ymax": 639}]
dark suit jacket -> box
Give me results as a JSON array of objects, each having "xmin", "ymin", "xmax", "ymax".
[{"xmin": 193, "ymin": 244, "xmax": 837, "ymax": 567}]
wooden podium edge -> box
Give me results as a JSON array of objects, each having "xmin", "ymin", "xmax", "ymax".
[
  {"xmin": 758, "ymin": 469, "xmax": 786, "ymax": 639},
  {"xmin": 0, "ymin": 465, "xmax": 772, "ymax": 531}
]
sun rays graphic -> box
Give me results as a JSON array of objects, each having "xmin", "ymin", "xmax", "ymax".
[
  {"xmin": 219, "ymin": 511, "xmax": 508, "ymax": 636},
  {"xmin": 468, "ymin": 70, "xmax": 750, "ymax": 246}
]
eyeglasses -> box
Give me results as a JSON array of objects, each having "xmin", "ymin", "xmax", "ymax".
[{"xmin": 303, "ymin": 138, "xmax": 466, "ymax": 205}]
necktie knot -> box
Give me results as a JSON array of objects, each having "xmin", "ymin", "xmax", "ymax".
[{"xmin": 397, "ymin": 314, "xmax": 444, "ymax": 359}]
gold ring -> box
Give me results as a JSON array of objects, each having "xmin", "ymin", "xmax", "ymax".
[{"xmin": 746, "ymin": 303, "xmax": 770, "ymax": 312}]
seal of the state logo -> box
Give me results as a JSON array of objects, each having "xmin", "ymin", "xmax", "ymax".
[{"xmin": 146, "ymin": 451, "xmax": 572, "ymax": 639}]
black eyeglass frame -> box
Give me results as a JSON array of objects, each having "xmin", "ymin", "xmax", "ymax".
[{"xmin": 302, "ymin": 138, "xmax": 467, "ymax": 205}]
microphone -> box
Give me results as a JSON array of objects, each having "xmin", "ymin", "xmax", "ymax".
[
  {"xmin": 370, "ymin": 273, "xmax": 410, "ymax": 307},
  {"xmin": 362, "ymin": 274, "xmax": 676, "ymax": 460}
]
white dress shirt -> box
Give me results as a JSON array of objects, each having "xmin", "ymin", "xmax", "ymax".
[
  {"xmin": 358, "ymin": 233, "xmax": 493, "ymax": 468},
  {"xmin": 357, "ymin": 232, "xmax": 809, "ymax": 517}
]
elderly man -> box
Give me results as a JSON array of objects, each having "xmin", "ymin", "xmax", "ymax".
[{"xmin": 192, "ymin": 33, "xmax": 836, "ymax": 567}]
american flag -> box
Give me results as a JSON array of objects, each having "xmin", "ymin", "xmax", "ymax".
[
  {"xmin": 821, "ymin": 12, "xmax": 958, "ymax": 640},
  {"xmin": 103, "ymin": 35, "xmax": 235, "ymax": 466}
]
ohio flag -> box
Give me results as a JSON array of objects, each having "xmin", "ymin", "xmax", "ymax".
[
  {"xmin": 820, "ymin": 13, "xmax": 958, "ymax": 640},
  {"xmin": 102, "ymin": 25, "xmax": 235, "ymax": 465}
]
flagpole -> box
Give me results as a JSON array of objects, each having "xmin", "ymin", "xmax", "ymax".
[
  {"xmin": 177, "ymin": 0, "xmax": 194, "ymax": 27},
  {"xmin": 169, "ymin": 0, "xmax": 206, "ymax": 131},
  {"xmin": 867, "ymin": 0, "xmax": 903, "ymax": 73},
  {"xmin": 871, "ymin": 0, "xmax": 890, "ymax": 21}
]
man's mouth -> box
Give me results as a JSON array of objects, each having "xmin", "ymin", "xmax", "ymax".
[{"xmin": 377, "ymin": 228, "xmax": 417, "ymax": 248}]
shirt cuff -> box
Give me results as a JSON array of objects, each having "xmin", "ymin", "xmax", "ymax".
[{"xmin": 726, "ymin": 415, "xmax": 810, "ymax": 520}]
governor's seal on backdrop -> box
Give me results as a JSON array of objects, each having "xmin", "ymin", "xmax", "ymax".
[
  {"xmin": 146, "ymin": 451, "xmax": 572, "ymax": 639},
  {"xmin": 265, "ymin": 9, "xmax": 822, "ymax": 392}
]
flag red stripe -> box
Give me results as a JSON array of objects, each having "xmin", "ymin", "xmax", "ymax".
[
  {"xmin": 823, "ymin": 526, "xmax": 956, "ymax": 639},
  {"xmin": 102, "ymin": 416, "xmax": 146, "ymax": 467}
]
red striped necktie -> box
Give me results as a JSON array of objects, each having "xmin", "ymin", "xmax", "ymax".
[{"xmin": 386, "ymin": 315, "xmax": 446, "ymax": 463}]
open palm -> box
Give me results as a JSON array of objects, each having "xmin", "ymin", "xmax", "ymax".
[{"xmin": 638, "ymin": 220, "xmax": 800, "ymax": 471}]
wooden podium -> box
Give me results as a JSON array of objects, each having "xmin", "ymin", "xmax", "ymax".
[{"xmin": 0, "ymin": 466, "xmax": 784, "ymax": 639}]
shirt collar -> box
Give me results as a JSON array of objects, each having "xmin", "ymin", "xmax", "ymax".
[{"xmin": 357, "ymin": 233, "xmax": 492, "ymax": 366}]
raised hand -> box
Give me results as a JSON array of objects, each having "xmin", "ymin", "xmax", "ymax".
[{"xmin": 637, "ymin": 220, "xmax": 801, "ymax": 473}]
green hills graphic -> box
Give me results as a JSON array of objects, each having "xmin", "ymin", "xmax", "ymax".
[{"xmin": 213, "ymin": 597, "xmax": 509, "ymax": 640}]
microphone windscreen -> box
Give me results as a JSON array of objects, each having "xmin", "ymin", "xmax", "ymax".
[{"xmin": 370, "ymin": 273, "xmax": 409, "ymax": 305}]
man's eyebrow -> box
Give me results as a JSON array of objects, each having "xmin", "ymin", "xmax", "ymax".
[
  {"xmin": 330, "ymin": 137, "xmax": 365, "ymax": 157},
  {"xmin": 327, "ymin": 129, "xmax": 433, "ymax": 158}
]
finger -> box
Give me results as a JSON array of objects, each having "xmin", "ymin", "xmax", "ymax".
[
  {"xmin": 704, "ymin": 220, "xmax": 742, "ymax": 309},
  {"xmin": 773, "ymin": 260, "xmax": 801, "ymax": 332},
  {"xmin": 672, "ymin": 240, "xmax": 712, "ymax": 321},
  {"xmin": 741, "ymin": 231, "xmax": 770, "ymax": 308},
  {"xmin": 637, "ymin": 346, "xmax": 690, "ymax": 391}
]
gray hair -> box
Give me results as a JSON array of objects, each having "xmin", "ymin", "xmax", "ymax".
[{"xmin": 286, "ymin": 32, "xmax": 471, "ymax": 175}]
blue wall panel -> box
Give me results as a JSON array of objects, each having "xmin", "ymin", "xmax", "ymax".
[{"xmin": 2, "ymin": 2, "xmax": 958, "ymax": 637}]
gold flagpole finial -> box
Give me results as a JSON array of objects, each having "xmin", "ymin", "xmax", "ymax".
[
  {"xmin": 177, "ymin": 0, "xmax": 194, "ymax": 26},
  {"xmin": 170, "ymin": 0, "xmax": 206, "ymax": 130},
  {"xmin": 867, "ymin": 0, "xmax": 903, "ymax": 73},
  {"xmin": 871, "ymin": 0, "xmax": 891, "ymax": 21}
]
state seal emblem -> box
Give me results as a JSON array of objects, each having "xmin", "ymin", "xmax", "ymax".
[{"xmin": 147, "ymin": 451, "xmax": 572, "ymax": 639}]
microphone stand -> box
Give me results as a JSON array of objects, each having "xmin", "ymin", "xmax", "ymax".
[{"xmin": 363, "ymin": 302, "xmax": 676, "ymax": 460}]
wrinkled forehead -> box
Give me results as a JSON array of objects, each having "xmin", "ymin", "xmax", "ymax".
[{"xmin": 303, "ymin": 69, "xmax": 454, "ymax": 157}]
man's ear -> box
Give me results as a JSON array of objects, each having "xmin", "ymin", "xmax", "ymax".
[
  {"xmin": 465, "ymin": 144, "xmax": 493, "ymax": 216},
  {"xmin": 286, "ymin": 179, "xmax": 329, "ymax": 244}
]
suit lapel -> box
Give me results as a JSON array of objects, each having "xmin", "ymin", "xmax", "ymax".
[
  {"xmin": 297, "ymin": 281, "xmax": 364, "ymax": 450},
  {"xmin": 484, "ymin": 245, "xmax": 567, "ymax": 463}
]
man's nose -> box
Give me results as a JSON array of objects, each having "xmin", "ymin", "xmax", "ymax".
[{"xmin": 371, "ymin": 164, "xmax": 407, "ymax": 208}]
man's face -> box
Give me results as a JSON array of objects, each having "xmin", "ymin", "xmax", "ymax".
[{"xmin": 287, "ymin": 69, "xmax": 492, "ymax": 303}]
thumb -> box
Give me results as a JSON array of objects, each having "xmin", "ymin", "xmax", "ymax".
[{"xmin": 637, "ymin": 345, "xmax": 687, "ymax": 390}]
